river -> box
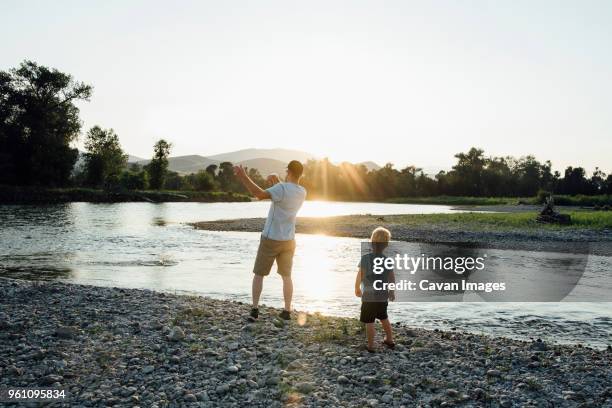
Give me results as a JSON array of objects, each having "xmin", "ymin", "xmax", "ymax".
[{"xmin": 1, "ymin": 202, "xmax": 610, "ymax": 348}]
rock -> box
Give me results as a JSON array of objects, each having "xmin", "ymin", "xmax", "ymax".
[
  {"xmin": 295, "ymin": 382, "xmax": 315, "ymax": 394},
  {"xmin": 446, "ymin": 389, "xmax": 459, "ymax": 398},
  {"xmin": 40, "ymin": 374, "xmax": 63, "ymax": 385},
  {"xmin": 7, "ymin": 365, "xmax": 24, "ymax": 376},
  {"xmin": 470, "ymin": 388, "xmax": 487, "ymax": 400},
  {"xmin": 381, "ymin": 392, "xmax": 393, "ymax": 403},
  {"xmin": 361, "ymin": 375, "xmax": 378, "ymax": 384},
  {"xmin": 168, "ymin": 327, "xmax": 185, "ymax": 342},
  {"xmin": 196, "ymin": 391, "xmax": 209, "ymax": 401},
  {"xmin": 530, "ymin": 340, "xmax": 548, "ymax": 351},
  {"xmin": 562, "ymin": 391, "xmax": 577, "ymax": 400},
  {"xmin": 287, "ymin": 360, "xmax": 303, "ymax": 370},
  {"xmin": 216, "ymin": 384, "xmax": 230, "ymax": 394},
  {"xmin": 266, "ymin": 376, "xmax": 280, "ymax": 386},
  {"xmin": 337, "ymin": 375, "xmax": 349, "ymax": 384},
  {"xmin": 55, "ymin": 325, "xmax": 79, "ymax": 339},
  {"xmin": 486, "ymin": 369, "xmax": 501, "ymax": 377},
  {"xmin": 405, "ymin": 329, "xmax": 418, "ymax": 337},
  {"xmin": 142, "ymin": 365, "xmax": 155, "ymax": 374},
  {"xmin": 226, "ymin": 365, "xmax": 239, "ymax": 373},
  {"xmin": 120, "ymin": 386, "xmax": 137, "ymax": 397},
  {"xmin": 184, "ymin": 393, "xmax": 197, "ymax": 402}
]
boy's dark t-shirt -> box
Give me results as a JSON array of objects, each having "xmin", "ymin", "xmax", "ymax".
[{"xmin": 359, "ymin": 252, "xmax": 393, "ymax": 302}]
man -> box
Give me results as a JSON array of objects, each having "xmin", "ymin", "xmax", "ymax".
[{"xmin": 233, "ymin": 160, "xmax": 307, "ymax": 321}]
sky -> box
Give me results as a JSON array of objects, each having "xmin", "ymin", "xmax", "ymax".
[{"xmin": 2, "ymin": 0, "xmax": 611, "ymax": 172}]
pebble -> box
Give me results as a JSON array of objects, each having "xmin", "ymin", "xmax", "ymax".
[
  {"xmin": 168, "ymin": 327, "xmax": 185, "ymax": 342},
  {"xmin": 2, "ymin": 280, "xmax": 610, "ymax": 407},
  {"xmin": 486, "ymin": 369, "xmax": 501, "ymax": 377},
  {"xmin": 55, "ymin": 326, "xmax": 79, "ymax": 339},
  {"xmin": 40, "ymin": 374, "xmax": 63, "ymax": 385},
  {"xmin": 296, "ymin": 382, "xmax": 315, "ymax": 394}
]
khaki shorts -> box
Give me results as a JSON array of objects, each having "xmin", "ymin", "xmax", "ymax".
[{"xmin": 253, "ymin": 236, "xmax": 296, "ymax": 277}]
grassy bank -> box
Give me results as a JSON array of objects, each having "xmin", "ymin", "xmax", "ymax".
[
  {"xmin": 387, "ymin": 196, "xmax": 527, "ymax": 205},
  {"xmin": 389, "ymin": 211, "xmax": 612, "ymax": 231},
  {"xmin": 0, "ymin": 186, "xmax": 251, "ymax": 204},
  {"xmin": 386, "ymin": 195, "xmax": 612, "ymax": 207},
  {"xmin": 193, "ymin": 211, "xmax": 612, "ymax": 255}
]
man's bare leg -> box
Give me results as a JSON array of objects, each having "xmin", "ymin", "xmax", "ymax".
[
  {"xmin": 281, "ymin": 274, "xmax": 293, "ymax": 312},
  {"xmin": 252, "ymin": 274, "xmax": 263, "ymax": 309}
]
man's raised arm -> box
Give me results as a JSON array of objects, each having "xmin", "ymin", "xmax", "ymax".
[{"xmin": 233, "ymin": 165, "xmax": 271, "ymax": 200}]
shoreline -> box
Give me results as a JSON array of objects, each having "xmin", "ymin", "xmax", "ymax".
[
  {"xmin": 0, "ymin": 186, "xmax": 251, "ymax": 204},
  {"xmin": 191, "ymin": 215, "xmax": 612, "ymax": 256},
  {"xmin": 1, "ymin": 279, "xmax": 610, "ymax": 407}
]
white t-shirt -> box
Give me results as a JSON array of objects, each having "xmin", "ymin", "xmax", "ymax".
[{"xmin": 262, "ymin": 182, "xmax": 307, "ymax": 241}]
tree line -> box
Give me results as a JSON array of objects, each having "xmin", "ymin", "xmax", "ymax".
[
  {"xmin": 1, "ymin": 61, "xmax": 610, "ymax": 199},
  {"xmin": 73, "ymin": 126, "xmax": 266, "ymax": 193},
  {"xmin": 302, "ymin": 149, "xmax": 612, "ymax": 200},
  {"xmin": 0, "ymin": 61, "xmax": 264, "ymax": 193}
]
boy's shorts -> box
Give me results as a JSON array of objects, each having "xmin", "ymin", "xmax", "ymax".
[
  {"xmin": 360, "ymin": 301, "xmax": 389, "ymax": 323},
  {"xmin": 253, "ymin": 236, "xmax": 296, "ymax": 277}
]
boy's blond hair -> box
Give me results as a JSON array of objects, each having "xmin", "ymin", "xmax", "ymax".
[{"xmin": 370, "ymin": 226, "xmax": 391, "ymax": 243}]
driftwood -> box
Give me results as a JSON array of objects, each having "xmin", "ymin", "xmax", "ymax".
[{"xmin": 536, "ymin": 196, "xmax": 571, "ymax": 225}]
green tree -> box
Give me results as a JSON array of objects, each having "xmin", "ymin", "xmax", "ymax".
[
  {"xmin": 247, "ymin": 167, "xmax": 265, "ymax": 190},
  {"xmin": 451, "ymin": 148, "xmax": 486, "ymax": 196},
  {"xmin": 590, "ymin": 168, "xmax": 607, "ymax": 194},
  {"xmin": 119, "ymin": 169, "xmax": 148, "ymax": 190},
  {"xmin": 147, "ymin": 139, "xmax": 172, "ymax": 190},
  {"xmin": 217, "ymin": 161, "xmax": 237, "ymax": 191},
  {"xmin": 0, "ymin": 60, "xmax": 92, "ymax": 186},
  {"xmin": 205, "ymin": 164, "xmax": 218, "ymax": 178},
  {"xmin": 83, "ymin": 126, "xmax": 127, "ymax": 188},
  {"xmin": 193, "ymin": 169, "xmax": 215, "ymax": 191},
  {"xmin": 164, "ymin": 171, "xmax": 186, "ymax": 190}
]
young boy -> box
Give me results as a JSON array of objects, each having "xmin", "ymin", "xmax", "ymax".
[{"xmin": 355, "ymin": 226, "xmax": 396, "ymax": 352}]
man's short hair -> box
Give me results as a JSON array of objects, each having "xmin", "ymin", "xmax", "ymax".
[{"xmin": 287, "ymin": 160, "xmax": 304, "ymax": 178}]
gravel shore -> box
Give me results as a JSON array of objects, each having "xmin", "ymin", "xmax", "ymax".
[
  {"xmin": 1, "ymin": 279, "xmax": 610, "ymax": 407},
  {"xmin": 191, "ymin": 215, "xmax": 612, "ymax": 256}
]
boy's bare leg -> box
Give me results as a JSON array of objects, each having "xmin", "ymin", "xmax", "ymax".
[
  {"xmin": 366, "ymin": 323, "xmax": 376, "ymax": 349},
  {"xmin": 380, "ymin": 319, "xmax": 394, "ymax": 343},
  {"xmin": 281, "ymin": 274, "xmax": 293, "ymax": 311},
  {"xmin": 252, "ymin": 275, "xmax": 264, "ymax": 308}
]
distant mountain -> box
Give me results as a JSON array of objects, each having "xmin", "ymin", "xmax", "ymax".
[
  {"xmin": 127, "ymin": 155, "xmax": 144, "ymax": 163},
  {"xmin": 358, "ymin": 161, "xmax": 381, "ymax": 171},
  {"xmin": 421, "ymin": 166, "xmax": 450, "ymax": 177},
  {"xmin": 238, "ymin": 158, "xmax": 288, "ymax": 176},
  {"xmin": 137, "ymin": 155, "xmax": 221, "ymax": 174},
  {"xmin": 108, "ymin": 149, "xmax": 386, "ymax": 177},
  {"xmin": 208, "ymin": 148, "xmax": 316, "ymax": 164}
]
